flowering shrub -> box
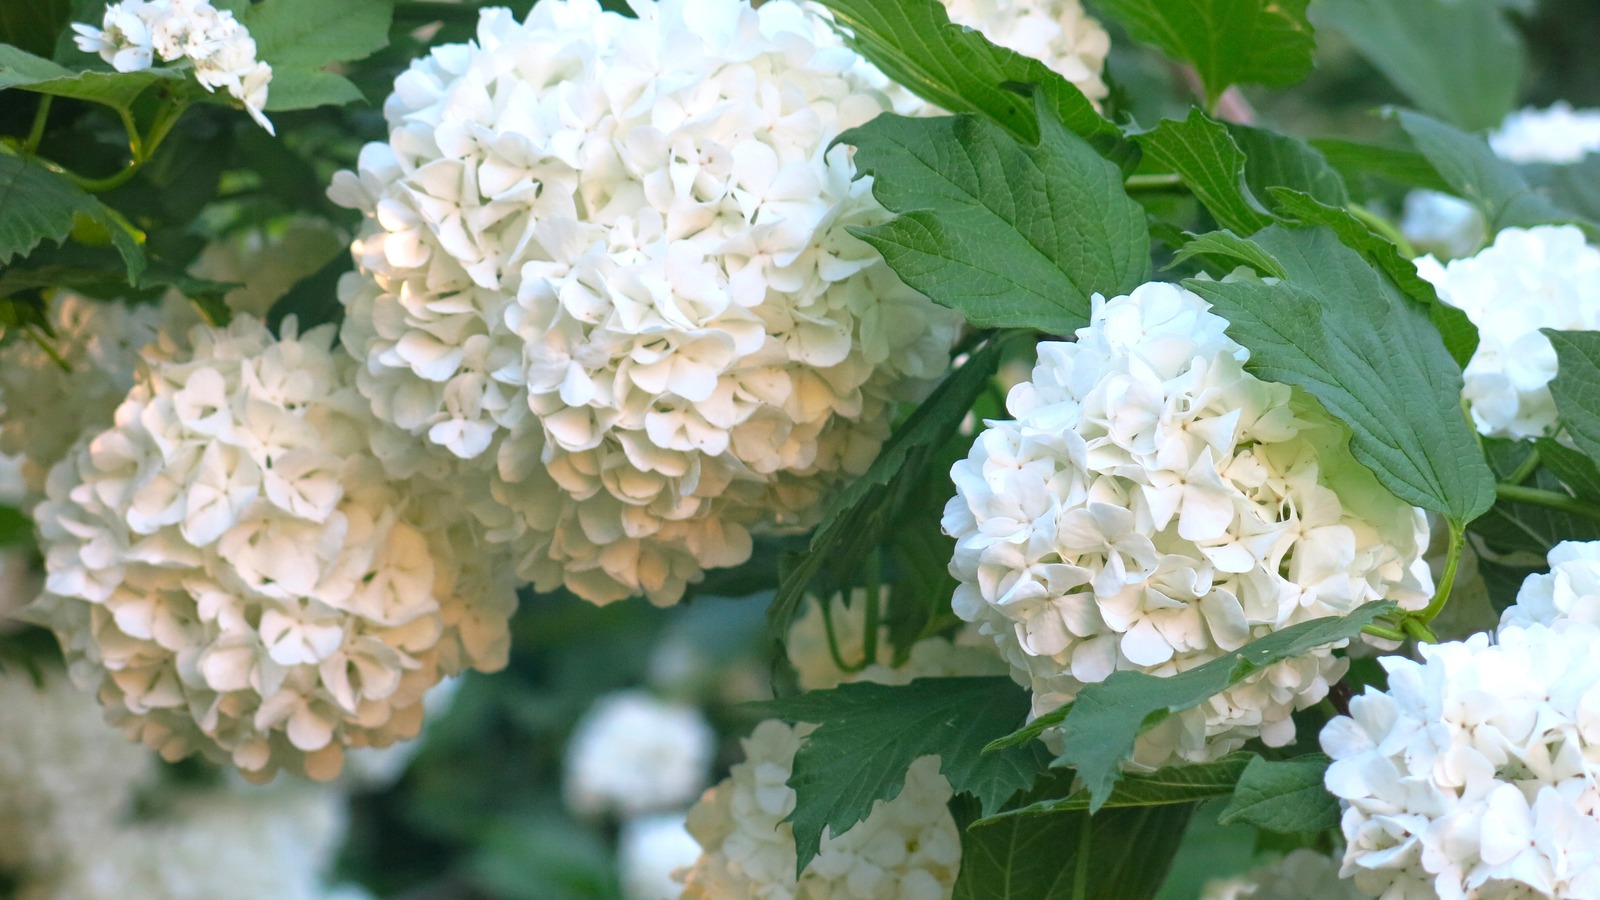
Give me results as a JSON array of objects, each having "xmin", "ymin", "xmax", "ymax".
[{"xmin": 6, "ymin": 0, "xmax": 1600, "ymax": 896}]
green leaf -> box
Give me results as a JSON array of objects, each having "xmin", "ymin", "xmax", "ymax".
[
  {"xmin": 1313, "ymin": 0, "xmax": 1523, "ymax": 132},
  {"xmin": 0, "ymin": 504, "xmax": 33, "ymax": 548},
  {"xmin": 0, "ymin": 0, "xmax": 72, "ymax": 57},
  {"xmin": 747, "ymin": 677, "xmax": 1051, "ymax": 876},
  {"xmin": 1227, "ymin": 124, "xmax": 1349, "ymax": 216},
  {"xmin": 1266, "ymin": 188, "xmax": 1478, "ymax": 368},
  {"xmin": 1217, "ymin": 754, "xmax": 1339, "ymax": 834},
  {"xmin": 843, "ymin": 103, "xmax": 1149, "ymax": 333},
  {"xmin": 1535, "ymin": 438, "xmax": 1600, "ymax": 503},
  {"xmin": 239, "ymin": 0, "xmax": 392, "ymax": 68},
  {"xmin": 1135, "ymin": 110, "xmax": 1273, "ymax": 236},
  {"xmin": 809, "ymin": 0, "xmax": 1124, "ymax": 151},
  {"xmin": 1471, "ymin": 440, "xmax": 1600, "ymax": 555},
  {"xmin": 1544, "ymin": 330, "xmax": 1600, "ymax": 464},
  {"xmin": 0, "ymin": 153, "xmax": 144, "ymax": 282},
  {"xmin": 1525, "ymin": 157, "xmax": 1600, "ymax": 225},
  {"xmin": 954, "ymin": 802, "xmax": 1192, "ymax": 900},
  {"xmin": 1170, "ymin": 230, "xmax": 1286, "ymax": 279},
  {"xmin": 1396, "ymin": 110, "xmax": 1582, "ymax": 233},
  {"xmin": 1089, "ymin": 0, "xmax": 1315, "ymax": 107},
  {"xmin": 766, "ymin": 332, "xmax": 1020, "ymax": 640},
  {"xmin": 267, "ymin": 253, "xmax": 348, "ymax": 333},
  {"xmin": 1311, "ymin": 137, "xmax": 1453, "ymax": 194},
  {"xmin": 1033, "ymin": 602, "xmax": 1397, "ymax": 812},
  {"xmin": 1186, "ymin": 226, "xmax": 1495, "ymax": 524},
  {"xmin": 0, "ymin": 44, "xmax": 181, "ymax": 114},
  {"xmin": 976, "ymin": 753, "xmax": 1252, "ymax": 821},
  {"xmin": 260, "ymin": 67, "xmax": 364, "ymax": 112}
]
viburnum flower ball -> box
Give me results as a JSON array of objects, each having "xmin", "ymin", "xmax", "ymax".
[
  {"xmin": 940, "ymin": 0, "xmax": 1110, "ymax": 103},
  {"xmin": 329, "ymin": 0, "xmax": 960, "ymax": 607},
  {"xmin": 29, "ymin": 316, "xmax": 517, "ymax": 781},
  {"xmin": 943, "ymin": 283, "xmax": 1433, "ymax": 768}
]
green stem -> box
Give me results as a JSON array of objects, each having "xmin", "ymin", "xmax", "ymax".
[
  {"xmin": 819, "ymin": 594, "xmax": 870, "ymax": 675},
  {"xmin": 1506, "ymin": 449, "xmax": 1541, "ymax": 486},
  {"xmin": 1125, "ymin": 173, "xmax": 1185, "ymax": 193},
  {"xmin": 65, "ymin": 161, "xmax": 146, "ymax": 193},
  {"xmin": 23, "ymin": 96, "xmax": 52, "ymax": 155},
  {"xmin": 1416, "ymin": 520, "xmax": 1464, "ymax": 627},
  {"xmin": 1351, "ymin": 204, "xmax": 1417, "ymax": 259},
  {"xmin": 1495, "ymin": 483, "xmax": 1600, "ymax": 522},
  {"xmin": 1401, "ymin": 617, "xmax": 1438, "ymax": 643},
  {"xmin": 1360, "ymin": 623, "xmax": 1407, "ymax": 642},
  {"xmin": 861, "ymin": 550, "xmax": 882, "ymax": 668},
  {"xmin": 1073, "ymin": 815, "xmax": 1093, "ymax": 898}
]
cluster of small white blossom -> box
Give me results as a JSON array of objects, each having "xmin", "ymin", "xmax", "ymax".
[
  {"xmin": 73, "ymin": 0, "xmax": 274, "ymax": 132},
  {"xmin": 1418, "ymin": 225, "xmax": 1600, "ymax": 440},
  {"xmin": 785, "ymin": 588, "xmax": 1008, "ymax": 691},
  {"xmin": 620, "ymin": 812, "xmax": 703, "ymax": 900},
  {"xmin": 943, "ymin": 283, "xmax": 1433, "ymax": 768},
  {"xmin": 677, "ymin": 720, "xmax": 960, "ymax": 900},
  {"xmin": 1200, "ymin": 850, "xmax": 1364, "ymax": 900},
  {"xmin": 329, "ymin": 0, "xmax": 960, "ymax": 607},
  {"xmin": 940, "ymin": 0, "xmax": 1109, "ymax": 103},
  {"xmin": 564, "ymin": 690, "xmax": 715, "ymax": 818},
  {"xmin": 29, "ymin": 315, "xmax": 517, "ymax": 780},
  {"xmin": 1501, "ymin": 539, "xmax": 1600, "ymax": 630}
]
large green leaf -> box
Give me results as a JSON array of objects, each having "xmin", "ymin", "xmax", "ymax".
[
  {"xmin": 1311, "ymin": 136, "xmax": 1453, "ymax": 194},
  {"xmin": 236, "ymin": 0, "xmax": 392, "ymax": 68},
  {"xmin": 0, "ymin": 44, "xmax": 181, "ymax": 114},
  {"xmin": 809, "ymin": 0, "xmax": 1123, "ymax": 150},
  {"xmin": 1171, "ymin": 230, "xmax": 1287, "ymax": 280},
  {"xmin": 0, "ymin": 153, "xmax": 144, "ymax": 282},
  {"xmin": 843, "ymin": 104, "xmax": 1149, "ymax": 333},
  {"xmin": 1227, "ymin": 124, "xmax": 1349, "ymax": 216},
  {"xmin": 1313, "ymin": 0, "xmax": 1523, "ymax": 132},
  {"xmin": 1186, "ymin": 226, "xmax": 1495, "ymax": 524},
  {"xmin": 1135, "ymin": 110, "xmax": 1274, "ymax": 236},
  {"xmin": 1397, "ymin": 110, "xmax": 1582, "ymax": 233},
  {"xmin": 748, "ymin": 677, "xmax": 1050, "ymax": 876},
  {"xmin": 1090, "ymin": 0, "xmax": 1315, "ymax": 107},
  {"xmin": 997, "ymin": 602, "xmax": 1396, "ymax": 812},
  {"xmin": 977, "ymin": 753, "xmax": 1252, "ymax": 820},
  {"xmin": 1545, "ymin": 330, "xmax": 1600, "ymax": 463},
  {"xmin": 1217, "ymin": 754, "xmax": 1339, "ymax": 833},
  {"xmin": 954, "ymin": 802, "xmax": 1193, "ymax": 900}
]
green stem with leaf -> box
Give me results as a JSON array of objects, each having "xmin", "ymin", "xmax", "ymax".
[
  {"xmin": 1350, "ymin": 204, "xmax": 1417, "ymax": 259},
  {"xmin": 1496, "ymin": 483, "xmax": 1600, "ymax": 521}
]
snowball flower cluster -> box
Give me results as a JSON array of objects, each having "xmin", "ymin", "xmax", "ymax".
[
  {"xmin": 330, "ymin": 0, "xmax": 959, "ymax": 606},
  {"xmin": 1502, "ymin": 540, "xmax": 1600, "ymax": 631},
  {"xmin": 1491, "ymin": 102, "xmax": 1600, "ymax": 165},
  {"xmin": 73, "ymin": 0, "xmax": 274, "ymax": 132},
  {"xmin": 1322, "ymin": 614, "xmax": 1600, "ymax": 896},
  {"xmin": 1418, "ymin": 225, "xmax": 1600, "ymax": 439},
  {"xmin": 786, "ymin": 588, "xmax": 1007, "ymax": 691},
  {"xmin": 1200, "ymin": 850, "xmax": 1363, "ymax": 900},
  {"xmin": 944, "ymin": 283, "xmax": 1432, "ymax": 768},
  {"xmin": 678, "ymin": 720, "xmax": 960, "ymax": 900},
  {"xmin": 564, "ymin": 690, "xmax": 715, "ymax": 818},
  {"xmin": 620, "ymin": 812, "xmax": 703, "ymax": 900},
  {"xmin": 29, "ymin": 315, "xmax": 517, "ymax": 780},
  {"xmin": 940, "ymin": 0, "xmax": 1109, "ymax": 103}
]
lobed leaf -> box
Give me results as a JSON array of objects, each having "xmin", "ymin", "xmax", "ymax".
[
  {"xmin": 0, "ymin": 153, "xmax": 144, "ymax": 282},
  {"xmin": 1135, "ymin": 110, "xmax": 1274, "ymax": 236},
  {"xmin": 1544, "ymin": 330, "xmax": 1600, "ymax": 464},
  {"xmin": 1396, "ymin": 110, "xmax": 1584, "ymax": 234},
  {"xmin": 1218, "ymin": 754, "xmax": 1340, "ymax": 833},
  {"xmin": 976, "ymin": 753, "xmax": 1253, "ymax": 821},
  {"xmin": 953, "ymin": 801, "xmax": 1193, "ymax": 899}
]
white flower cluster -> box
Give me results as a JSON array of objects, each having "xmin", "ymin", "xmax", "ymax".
[
  {"xmin": 1200, "ymin": 850, "xmax": 1363, "ymax": 900},
  {"xmin": 940, "ymin": 0, "xmax": 1109, "ymax": 103},
  {"xmin": 1418, "ymin": 226, "xmax": 1600, "ymax": 440},
  {"xmin": 678, "ymin": 720, "xmax": 960, "ymax": 900},
  {"xmin": 944, "ymin": 283, "xmax": 1433, "ymax": 768},
  {"xmin": 0, "ymin": 292, "xmax": 197, "ymax": 498},
  {"xmin": 1322, "ymin": 550, "xmax": 1600, "ymax": 900},
  {"xmin": 330, "ymin": 0, "xmax": 959, "ymax": 607},
  {"xmin": 620, "ymin": 812, "xmax": 703, "ymax": 900},
  {"xmin": 786, "ymin": 588, "xmax": 1008, "ymax": 691},
  {"xmin": 29, "ymin": 315, "xmax": 517, "ymax": 780},
  {"xmin": 564, "ymin": 689, "xmax": 715, "ymax": 818},
  {"xmin": 73, "ymin": 0, "xmax": 274, "ymax": 133}
]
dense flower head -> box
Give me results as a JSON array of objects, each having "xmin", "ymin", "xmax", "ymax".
[
  {"xmin": 678, "ymin": 720, "xmax": 960, "ymax": 900},
  {"xmin": 786, "ymin": 588, "xmax": 1009, "ymax": 691},
  {"xmin": 1418, "ymin": 225, "xmax": 1600, "ymax": 440},
  {"xmin": 1491, "ymin": 102, "xmax": 1600, "ymax": 165},
  {"xmin": 1321, "ymin": 614, "xmax": 1600, "ymax": 899},
  {"xmin": 620, "ymin": 812, "xmax": 702, "ymax": 900},
  {"xmin": 564, "ymin": 689, "xmax": 715, "ymax": 818},
  {"xmin": 329, "ymin": 0, "xmax": 960, "ymax": 607},
  {"xmin": 940, "ymin": 0, "xmax": 1109, "ymax": 103},
  {"xmin": 1201, "ymin": 850, "xmax": 1364, "ymax": 900},
  {"xmin": 73, "ymin": 0, "xmax": 274, "ymax": 132},
  {"xmin": 1501, "ymin": 540, "xmax": 1600, "ymax": 632},
  {"xmin": 29, "ymin": 315, "xmax": 517, "ymax": 781},
  {"xmin": 943, "ymin": 283, "xmax": 1433, "ymax": 768}
]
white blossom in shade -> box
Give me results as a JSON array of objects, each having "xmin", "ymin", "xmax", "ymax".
[
  {"xmin": 0, "ymin": 292, "xmax": 199, "ymax": 499},
  {"xmin": 1399, "ymin": 190, "xmax": 1486, "ymax": 262},
  {"xmin": 73, "ymin": 0, "xmax": 274, "ymax": 132},
  {"xmin": 564, "ymin": 690, "xmax": 715, "ymax": 818},
  {"xmin": 1321, "ymin": 621, "xmax": 1600, "ymax": 900},
  {"xmin": 1200, "ymin": 850, "xmax": 1365, "ymax": 900},
  {"xmin": 785, "ymin": 588, "xmax": 1008, "ymax": 692},
  {"xmin": 189, "ymin": 219, "xmax": 349, "ymax": 321},
  {"xmin": 1491, "ymin": 102, "xmax": 1600, "ymax": 164},
  {"xmin": 329, "ymin": 0, "xmax": 960, "ymax": 607},
  {"xmin": 939, "ymin": 0, "xmax": 1109, "ymax": 103},
  {"xmin": 678, "ymin": 720, "xmax": 960, "ymax": 900},
  {"xmin": 1499, "ymin": 539, "xmax": 1600, "ymax": 632},
  {"xmin": 621, "ymin": 812, "xmax": 701, "ymax": 900},
  {"xmin": 28, "ymin": 315, "xmax": 517, "ymax": 781},
  {"xmin": 943, "ymin": 283, "xmax": 1434, "ymax": 769},
  {"xmin": 1417, "ymin": 225, "xmax": 1600, "ymax": 440}
]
